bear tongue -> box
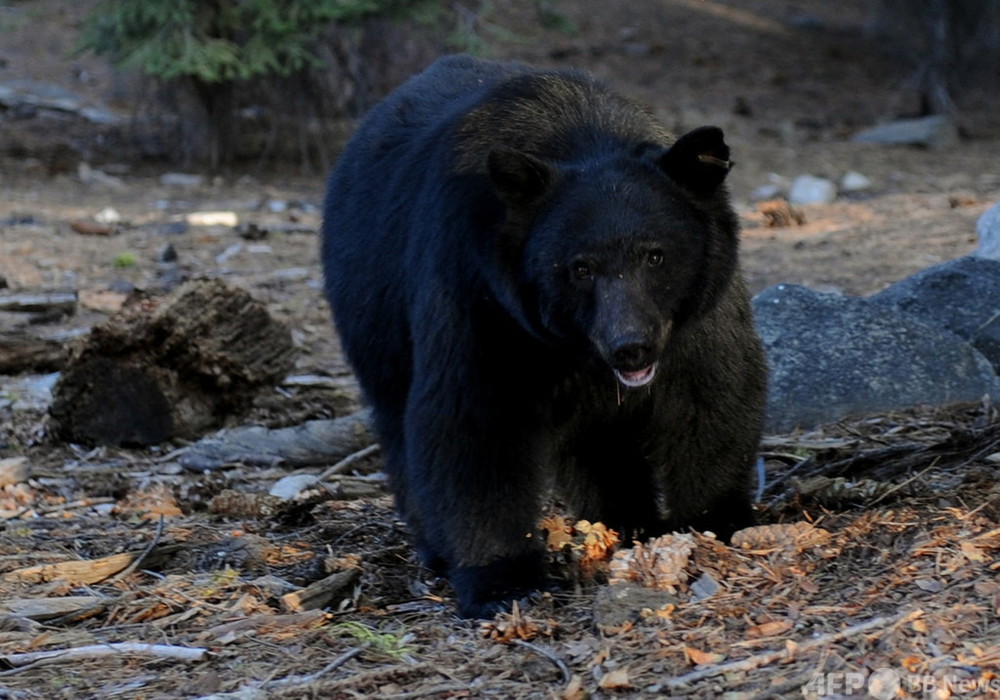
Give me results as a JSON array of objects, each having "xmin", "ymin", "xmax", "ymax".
[{"xmin": 614, "ymin": 363, "xmax": 657, "ymax": 388}]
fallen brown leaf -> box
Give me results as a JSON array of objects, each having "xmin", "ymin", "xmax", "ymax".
[
  {"xmin": 684, "ymin": 646, "xmax": 725, "ymax": 666},
  {"xmin": 746, "ymin": 619, "xmax": 793, "ymax": 638}
]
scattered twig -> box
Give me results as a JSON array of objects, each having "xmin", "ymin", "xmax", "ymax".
[
  {"xmin": 665, "ymin": 609, "xmax": 922, "ymax": 690},
  {"xmin": 4, "ymin": 497, "xmax": 117, "ymax": 520},
  {"xmin": 0, "ymin": 642, "xmax": 207, "ymax": 674},
  {"xmin": 318, "ymin": 443, "xmax": 382, "ymax": 480},
  {"xmin": 868, "ymin": 461, "xmax": 938, "ymax": 505},
  {"xmin": 263, "ymin": 644, "xmax": 368, "ymax": 689},
  {"xmin": 511, "ymin": 639, "xmax": 572, "ymax": 684},
  {"xmin": 108, "ymin": 515, "xmax": 165, "ymax": 583},
  {"xmin": 762, "ymin": 457, "xmax": 814, "ymax": 501},
  {"xmin": 381, "ymin": 683, "xmax": 472, "ymax": 699},
  {"xmin": 196, "ymin": 610, "xmax": 330, "ymax": 643}
]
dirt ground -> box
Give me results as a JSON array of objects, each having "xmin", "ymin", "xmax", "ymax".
[{"xmin": 2, "ymin": 1, "xmax": 1000, "ymax": 698}]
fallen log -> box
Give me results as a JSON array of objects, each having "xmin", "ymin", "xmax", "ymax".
[
  {"xmin": 0, "ymin": 331, "xmax": 66, "ymax": 373},
  {"xmin": 0, "ymin": 290, "xmax": 77, "ymax": 315},
  {"xmin": 49, "ymin": 279, "xmax": 297, "ymax": 446},
  {"xmin": 172, "ymin": 409, "xmax": 375, "ymax": 470}
]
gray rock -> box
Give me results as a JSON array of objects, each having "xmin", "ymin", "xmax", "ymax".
[
  {"xmin": 753, "ymin": 284, "xmax": 1000, "ymax": 433},
  {"xmin": 869, "ymin": 256, "xmax": 1000, "ymax": 373},
  {"xmin": 751, "ymin": 183, "xmax": 785, "ymax": 201},
  {"xmin": 975, "ymin": 201, "xmax": 1000, "ymax": 260},
  {"xmin": 852, "ymin": 115, "xmax": 959, "ymax": 149},
  {"xmin": 839, "ymin": 171, "xmax": 873, "ymax": 193},
  {"xmin": 689, "ymin": 572, "xmax": 721, "ymax": 601},
  {"xmin": 788, "ymin": 174, "xmax": 838, "ymax": 205},
  {"xmin": 593, "ymin": 583, "xmax": 678, "ymax": 632},
  {"xmin": 160, "ymin": 172, "xmax": 205, "ymax": 188}
]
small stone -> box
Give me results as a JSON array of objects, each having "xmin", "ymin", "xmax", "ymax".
[
  {"xmin": 94, "ymin": 207, "xmax": 122, "ymax": 225},
  {"xmin": 158, "ymin": 244, "xmax": 178, "ymax": 263},
  {"xmin": 788, "ymin": 175, "xmax": 837, "ymax": 205},
  {"xmin": 751, "ymin": 173, "xmax": 790, "ymax": 202},
  {"xmin": 689, "ymin": 572, "xmax": 721, "ymax": 601},
  {"xmin": 160, "ymin": 172, "xmax": 205, "ymax": 188},
  {"xmin": 593, "ymin": 583, "xmax": 678, "ymax": 633},
  {"xmin": 77, "ymin": 163, "xmax": 126, "ymax": 190},
  {"xmin": 852, "ymin": 115, "xmax": 959, "ymax": 149},
  {"xmin": 186, "ymin": 211, "xmax": 238, "ymax": 227},
  {"xmin": 839, "ymin": 171, "xmax": 872, "ymax": 193},
  {"xmin": 751, "ymin": 183, "xmax": 784, "ymax": 201},
  {"xmin": 269, "ymin": 474, "xmax": 320, "ymax": 500}
]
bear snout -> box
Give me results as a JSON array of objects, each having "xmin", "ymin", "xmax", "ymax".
[
  {"xmin": 611, "ymin": 336, "xmax": 657, "ymax": 372},
  {"xmin": 605, "ymin": 332, "xmax": 664, "ymax": 388}
]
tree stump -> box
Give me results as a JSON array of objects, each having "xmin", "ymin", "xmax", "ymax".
[{"xmin": 49, "ymin": 279, "xmax": 297, "ymax": 446}]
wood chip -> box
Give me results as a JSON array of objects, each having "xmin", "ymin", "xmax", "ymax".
[
  {"xmin": 0, "ymin": 457, "xmax": 30, "ymax": 487},
  {"xmin": 280, "ymin": 569, "xmax": 361, "ymax": 612}
]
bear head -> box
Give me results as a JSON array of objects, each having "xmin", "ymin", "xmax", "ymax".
[{"xmin": 488, "ymin": 126, "xmax": 739, "ymax": 388}]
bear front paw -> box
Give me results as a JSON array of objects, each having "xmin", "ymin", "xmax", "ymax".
[{"xmin": 449, "ymin": 554, "xmax": 547, "ymax": 619}]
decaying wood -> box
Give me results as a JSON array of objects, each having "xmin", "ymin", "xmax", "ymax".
[
  {"xmin": 281, "ymin": 568, "xmax": 361, "ymax": 612},
  {"xmin": 0, "ymin": 331, "xmax": 66, "ymax": 374},
  {"xmin": 48, "ymin": 278, "xmax": 297, "ymax": 446},
  {"xmin": 2, "ymin": 546, "xmax": 180, "ymax": 585},
  {"xmin": 174, "ymin": 409, "xmax": 375, "ymax": 470},
  {"xmin": 0, "ymin": 457, "xmax": 29, "ymax": 487}
]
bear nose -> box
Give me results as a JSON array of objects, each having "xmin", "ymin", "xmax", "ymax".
[{"xmin": 611, "ymin": 338, "xmax": 655, "ymax": 371}]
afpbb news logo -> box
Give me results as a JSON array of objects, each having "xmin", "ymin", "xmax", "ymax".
[{"xmin": 802, "ymin": 667, "xmax": 1000, "ymax": 698}]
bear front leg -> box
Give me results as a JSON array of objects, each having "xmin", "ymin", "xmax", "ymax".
[
  {"xmin": 403, "ymin": 374, "xmax": 549, "ymax": 618},
  {"xmin": 661, "ymin": 440, "xmax": 757, "ymax": 543}
]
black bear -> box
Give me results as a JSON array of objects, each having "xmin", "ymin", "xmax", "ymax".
[{"xmin": 322, "ymin": 55, "xmax": 767, "ymax": 618}]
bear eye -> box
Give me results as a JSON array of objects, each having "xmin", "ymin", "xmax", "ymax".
[
  {"xmin": 571, "ymin": 260, "xmax": 592, "ymax": 280},
  {"xmin": 647, "ymin": 250, "xmax": 664, "ymax": 267}
]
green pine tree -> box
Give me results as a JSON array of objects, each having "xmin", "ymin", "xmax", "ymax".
[{"xmin": 80, "ymin": 0, "xmax": 440, "ymax": 166}]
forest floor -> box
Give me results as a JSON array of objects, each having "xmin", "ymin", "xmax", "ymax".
[{"xmin": 2, "ymin": 1, "xmax": 1000, "ymax": 698}]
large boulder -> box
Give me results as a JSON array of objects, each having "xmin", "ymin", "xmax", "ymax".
[
  {"xmin": 753, "ymin": 284, "xmax": 1000, "ymax": 433},
  {"xmin": 869, "ymin": 256, "xmax": 1000, "ymax": 373}
]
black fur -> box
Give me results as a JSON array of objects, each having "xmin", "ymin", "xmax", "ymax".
[{"xmin": 322, "ymin": 55, "xmax": 767, "ymax": 618}]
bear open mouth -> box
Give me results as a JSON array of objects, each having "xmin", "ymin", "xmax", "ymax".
[{"xmin": 614, "ymin": 363, "xmax": 657, "ymax": 388}]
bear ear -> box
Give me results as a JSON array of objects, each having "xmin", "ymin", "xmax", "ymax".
[
  {"xmin": 657, "ymin": 125, "xmax": 732, "ymax": 196},
  {"xmin": 488, "ymin": 147, "xmax": 554, "ymax": 204}
]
